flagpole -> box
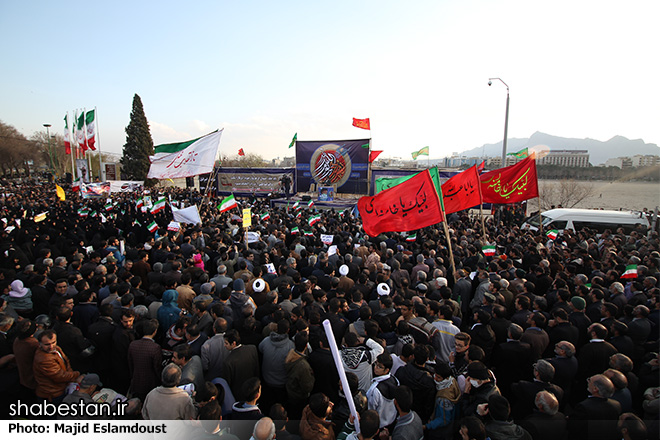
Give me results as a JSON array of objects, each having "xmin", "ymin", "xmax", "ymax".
[
  {"xmin": 68, "ymin": 112, "xmax": 75, "ymax": 179},
  {"xmin": 82, "ymin": 108, "xmax": 92, "ymax": 182},
  {"xmin": 480, "ymin": 203, "xmax": 486, "ymax": 238},
  {"xmin": 442, "ymin": 219, "xmax": 457, "ymax": 284},
  {"xmin": 95, "ymin": 107, "xmax": 103, "ymax": 181},
  {"xmin": 367, "ymin": 138, "xmax": 372, "ymax": 195}
]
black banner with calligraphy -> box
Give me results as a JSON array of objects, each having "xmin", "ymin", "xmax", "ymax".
[{"xmin": 296, "ymin": 139, "xmax": 370, "ymax": 194}]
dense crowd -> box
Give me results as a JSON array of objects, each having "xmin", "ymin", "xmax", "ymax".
[{"xmin": 0, "ymin": 177, "xmax": 658, "ymax": 440}]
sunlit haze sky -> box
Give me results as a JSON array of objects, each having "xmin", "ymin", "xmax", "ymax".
[{"xmin": 1, "ymin": 1, "xmax": 658, "ymax": 161}]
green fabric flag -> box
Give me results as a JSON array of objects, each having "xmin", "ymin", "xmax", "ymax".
[
  {"xmin": 374, "ymin": 167, "xmax": 444, "ymax": 210},
  {"xmin": 154, "ymin": 134, "xmax": 205, "ymax": 155},
  {"xmin": 411, "ymin": 146, "xmax": 429, "ymax": 160},
  {"xmin": 289, "ymin": 133, "xmax": 297, "ymax": 148},
  {"xmin": 507, "ymin": 147, "xmax": 528, "ymax": 158}
]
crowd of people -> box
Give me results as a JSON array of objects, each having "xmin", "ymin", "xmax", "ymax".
[{"xmin": 0, "ymin": 177, "xmax": 658, "ymax": 440}]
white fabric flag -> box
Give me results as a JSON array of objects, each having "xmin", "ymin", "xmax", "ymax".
[
  {"xmin": 247, "ymin": 231, "xmax": 261, "ymax": 243},
  {"xmin": 171, "ymin": 205, "xmax": 202, "ymax": 225},
  {"xmin": 148, "ymin": 130, "xmax": 223, "ymax": 179}
]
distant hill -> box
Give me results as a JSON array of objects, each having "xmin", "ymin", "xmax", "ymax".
[{"xmin": 458, "ymin": 132, "xmax": 660, "ymax": 166}]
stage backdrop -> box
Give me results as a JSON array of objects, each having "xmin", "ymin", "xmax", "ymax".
[
  {"xmin": 296, "ymin": 139, "xmax": 370, "ymax": 194},
  {"xmin": 217, "ymin": 167, "xmax": 295, "ymax": 197}
]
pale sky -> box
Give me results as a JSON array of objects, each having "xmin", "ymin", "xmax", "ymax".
[{"xmin": 1, "ymin": 0, "xmax": 658, "ymax": 161}]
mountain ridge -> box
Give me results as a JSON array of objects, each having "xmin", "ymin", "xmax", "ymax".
[{"xmin": 458, "ymin": 132, "xmax": 660, "ymax": 165}]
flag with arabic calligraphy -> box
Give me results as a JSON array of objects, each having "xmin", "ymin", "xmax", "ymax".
[
  {"xmin": 441, "ymin": 165, "xmax": 482, "ymax": 214},
  {"xmin": 148, "ymin": 130, "xmax": 223, "ymax": 179},
  {"xmin": 357, "ymin": 169, "xmax": 444, "ymax": 236},
  {"xmin": 479, "ymin": 154, "xmax": 538, "ymax": 204}
]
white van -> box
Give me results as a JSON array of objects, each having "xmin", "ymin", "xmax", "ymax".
[{"xmin": 521, "ymin": 208, "xmax": 649, "ymax": 234}]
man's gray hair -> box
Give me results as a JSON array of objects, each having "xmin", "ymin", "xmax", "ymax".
[
  {"xmin": 535, "ymin": 391, "xmax": 559, "ymax": 415},
  {"xmin": 161, "ymin": 363, "xmax": 182, "ymax": 387},
  {"xmin": 0, "ymin": 313, "xmax": 15, "ymax": 328},
  {"xmin": 252, "ymin": 417, "xmax": 276, "ymax": 440},
  {"xmin": 557, "ymin": 341, "xmax": 576, "ymax": 357}
]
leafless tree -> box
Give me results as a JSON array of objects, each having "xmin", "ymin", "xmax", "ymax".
[{"xmin": 538, "ymin": 179, "xmax": 595, "ymax": 210}]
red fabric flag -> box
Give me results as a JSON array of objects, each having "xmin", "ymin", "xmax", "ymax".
[
  {"xmin": 358, "ymin": 169, "xmax": 444, "ymax": 236},
  {"xmin": 441, "ymin": 165, "xmax": 483, "ymax": 214},
  {"xmin": 352, "ymin": 118, "xmax": 370, "ymax": 130},
  {"xmin": 369, "ymin": 150, "xmax": 383, "ymax": 163},
  {"xmin": 480, "ymin": 154, "xmax": 539, "ymax": 204},
  {"xmin": 477, "ymin": 160, "xmax": 485, "ymax": 172},
  {"xmin": 65, "ymin": 144, "xmax": 71, "ymax": 155},
  {"xmin": 238, "ymin": 148, "xmax": 245, "ymax": 156}
]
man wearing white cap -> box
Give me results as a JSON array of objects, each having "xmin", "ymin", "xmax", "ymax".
[{"xmin": 337, "ymin": 264, "xmax": 354, "ymax": 295}]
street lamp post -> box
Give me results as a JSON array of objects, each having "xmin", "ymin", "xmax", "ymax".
[
  {"xmin": 488, "ymin": 78, "xmax": 509, "ymax": 168},
  {"xmin": 43, "ymin": 123, "xmax": 55, "ymax": 178}
]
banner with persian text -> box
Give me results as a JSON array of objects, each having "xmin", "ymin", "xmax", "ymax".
[
  {"xmin": 480, "ymin": 155, "xmax": 539, "ymax": 204},
  {"xmin": 217, "ymin": 168, "xmax": 295, "ymax": 197}
]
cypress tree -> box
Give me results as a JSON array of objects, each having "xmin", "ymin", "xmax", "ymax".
[{"xmin": 120, "ymin": 94, "xmax": 154, "ymax": 181}]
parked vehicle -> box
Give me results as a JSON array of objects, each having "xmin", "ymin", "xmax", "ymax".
[{"xmin": 521, "ymin": 208, "xmax": 649, "ymax": 234}]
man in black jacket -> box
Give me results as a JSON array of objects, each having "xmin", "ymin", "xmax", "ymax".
[
  {"xmin": 394, "ymin": 344, "xmax": 435, "ymax": 422},
  {"xmin": 567, "ymin": 374, "xmax": 622, "ymax": 440}
]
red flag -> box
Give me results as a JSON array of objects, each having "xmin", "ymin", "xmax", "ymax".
[
  {"xmin": 369, "ymin": 150, "xmax": 383, "ymax": 163},
  {"xmin": 358, "ymin": 169, "xmax": 444, "ymax": 236},
  {"xmin": 65, "ymin": 144, "xmax": 71, "ymax": 155},
  {"xmin": 238, "ymin": 148, "xmax": 245, "ymax": 156},
  {"xmin": 441, "ymin": 165, "xmax": 483, "ymax": 214},
  {"xmin": 477, "ymin": 160, "xmax": 485, "ymax": 172},
  {"xmin": 352, "ymin": 118, "xmax": 370, "ymax": 130},
  {"xmin": 480, "ymin": 154, "xmax": 538, "ymax": 204}
]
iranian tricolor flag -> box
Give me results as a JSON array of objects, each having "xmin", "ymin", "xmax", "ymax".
[
  {"xmin": 483, "ymin": 245, "xmax": 496, "ymax": 256},
  {"xmin": 64, "ymin": 115, "xmax": 71, "ymax": 155},
  {"xmin": 136, "ymin": 198, "xmax": 144, "ymax": 209},
  {"xmin": 104, "ymin": 202, "xmax": 113, "ymax": 211},
  {"xmin": 78, "ymin": 208, "xmax": 89, "ymax": 217},
  {"xmin": 167, "ymin": 221, "xmax": 180, "ymax": 232},
  {"xmin": 296, "ymin": 211, "xmax": 302, "ymax": 218},
  {"xmin": 546, "ymin": 229, "xmax": 558, "ymax": 240},
  {"xmin": 304, "ymin": 231, "xmax": 314, "ymax": 237},
  {"xmin": 260, "ymin": 212, "xmax": 270, "ymax": 221},
  {"xmin": 72, "ymin": 178, "xmax": 81, "ymax": 192},
  {"xmin": 308, "ymin": 214, "xmax": 321, "ymax": 226},
  {"xmin": 147, "ymin": 221, "xmax": 158, "ymax": 233},
  {"xmin": 291, "ymin": 226, "xmax": 299, "ymax": 234},
  {"xmin": 621, "ymin": 265, "xmax": 638, "ymax": 279},
  {"xmin": 292, "ymin": 201, "xmax": 300, "ymax": 210},
  {"xmin": 406, "ymin": 234, "xmax": 417, "ymax": 242},
  {"xmin": 151, "ymin": 197, "xmax": 167, "ymax": 214},
  {"xmin": 76, "ymin": 111, "xmax": 87, "ymax": 151},
  {"xmin": 85, "ymin": 109, "xmax": 96, "ymax": 150},
  {"xmin": 307, "ymin": 200, "xmax": 314, "ymax": 208},
  {"xmin": 218, "ymin": 194, "xmax": 238, "ymax": 212}
]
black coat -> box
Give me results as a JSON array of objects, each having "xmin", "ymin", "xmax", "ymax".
[
  {"xmin": 567, "ymin": 396, "xmax": 621, "ymax": 440},
  {"xmin": 577, "ymin": 341, "xmax": 618, "ymax": 380},
  {"xmin": 492, "ymin": 341, "xmax": 534, "ymax": 395},
  {"xmin": 546, "ymin": 322, "xmax": 579, "ymax": 357},
  {"xmin": 394, "ymin": 363, "xmax": 435, "ymax": 422},
  {"xmin": 519, "ymin": 410, "xmax": 567, "ymax": 440},
  {"xmin": 511, "ymin": 379, "xmax": 565, "ymax": 418},
  {"xmin": 548, "ymin": 355, "xmax": 578, "ymax": 398}
]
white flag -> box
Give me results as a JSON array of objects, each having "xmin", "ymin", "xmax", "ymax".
[
  {"xmin": 171, "ymin": 205, "xmax": 202, "ymax": 225},
  {"xmin": 148, "ymin": 130, "xmax": 223, "ymax": 179}
]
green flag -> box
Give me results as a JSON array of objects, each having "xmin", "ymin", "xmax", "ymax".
[
  {"xmin": 411, "ymin": 146, "xmax": 429, "ymax": 160},
  {"xmin": 289, "ymin": 133, "xmax": 297, "ymax": 148},
  {"xmin": 507, "ymin": 147, "xmax": 528, "ymax": 158}
]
